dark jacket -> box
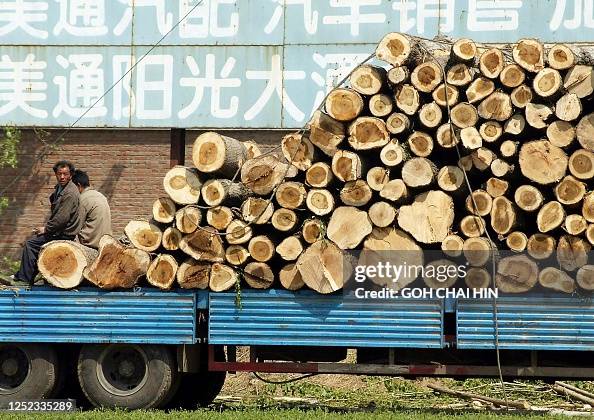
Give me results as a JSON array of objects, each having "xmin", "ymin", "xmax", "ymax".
[{"xmin": 46, "ymin": 181, "xmax": 80, "ymax": 237}]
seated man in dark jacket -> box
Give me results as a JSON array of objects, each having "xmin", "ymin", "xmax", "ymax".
[{"xmin": 2, "ymin": 160, "xmax": 81, "ymax": 287}]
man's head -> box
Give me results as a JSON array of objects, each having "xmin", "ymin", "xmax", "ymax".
[
  {"xmin": 52, "ymin": 160, "xmax": 75, "ymax": 187},
  {"xmin": 72, "ymin": 170, "xmax": 90, "ymax": 193}
]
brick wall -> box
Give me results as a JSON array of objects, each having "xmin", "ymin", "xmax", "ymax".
[{"xmin": 0, "ymin": 129, "xmax": 287, "ymax": 259}]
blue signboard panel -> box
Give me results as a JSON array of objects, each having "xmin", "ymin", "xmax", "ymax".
[{"xmin": 0, "ymin": 0, "xmax": 593, "ymax": 128}]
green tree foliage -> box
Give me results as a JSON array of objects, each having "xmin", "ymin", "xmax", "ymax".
[{"xmin": 0, "ymin": 125, "xmax": 22, "ymax": 212}]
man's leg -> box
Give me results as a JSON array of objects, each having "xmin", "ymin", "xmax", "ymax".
[{"xmin": 15, "ymin": 234, "xmax": 51, "ymax": 285}]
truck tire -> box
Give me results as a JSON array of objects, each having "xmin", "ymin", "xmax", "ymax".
[
  {"xmin": 0, "ymin": 344, "xmax": 59, "ymax": 404},
  {"xmin": 77, "ymin": 344, "xmax": 177, "ymax": 409}
]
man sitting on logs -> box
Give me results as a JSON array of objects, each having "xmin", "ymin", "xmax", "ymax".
[
  {"xmin": 72, "ymin": 170, "xmax": 112, "ymax": 249},
  {"xmin": 1, "ymin": 160, "xmax": 81, "ymax": 288}
]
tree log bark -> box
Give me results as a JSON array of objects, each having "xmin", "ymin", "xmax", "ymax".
[
  {"xmin": 201, "ymin": 179, "xmax": 250, "ymax": 207},
  {"xmin": 192, "ymin": 132, "xmax": 248, "ymax": 177}
]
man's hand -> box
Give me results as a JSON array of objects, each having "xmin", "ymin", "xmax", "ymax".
[{"xmin": 32, "ymin": 226, "xmax": 45, "ymax": 235}]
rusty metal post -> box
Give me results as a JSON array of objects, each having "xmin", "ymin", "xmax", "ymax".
[{"xmin": 170, "ymin": 128, "xmax": 186, "ymax": 168}]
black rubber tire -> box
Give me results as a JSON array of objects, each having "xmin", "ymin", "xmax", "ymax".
[
  {"xmin": 0, "ymin": 344, "xmax": 59, "ymax": 405},
  {"xmin": 77, "ymin": 344, "xmax": 177, "ymax": 409}
]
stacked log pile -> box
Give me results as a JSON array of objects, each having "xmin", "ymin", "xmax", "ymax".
[{"xmin": 38, "ymin": 33, "xmax": 594, "ymax": 294}]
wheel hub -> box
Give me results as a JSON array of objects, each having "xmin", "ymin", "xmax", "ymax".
[
  {"xmin": 96, "ymin": 345, "xmax": 149, "ymax": 397},
  {"xmin": 0, "ymin": 346, "xmax": 29, "ymax": 391},
  {"xmin": 1, "ymin": 359, "xmax": 18, "ymax": 377}
]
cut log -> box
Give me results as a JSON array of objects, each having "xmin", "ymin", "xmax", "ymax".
[
  {"xmin": 537, "ymin": 201, "xmax": 566, "ymax": 233},
  {"xmin": 465, "ymin": 267, "xmax": 492, "ymax": 289},
  {"xmin": 466, "ymin": 77, "xmax": 495, "ymax": 104},
  {"xmin": 576, "ymin": 113, "xmax": 594, "ymax": 151},
  {"xmin": 175, "ymin": 206, "xmax": 202, "ymax": 234},
  {"xmin": 569, "ymin": 149, "xmax": 594, "ymax": 180},
  {"xmin": 548, "ymin": 44, "xmax": 575, "ymax": 70},
  {"xmin": 327, "ymin": 206, "xmax": 372, "ymax": 249},
  {"xmin": 557, "ymin": 235, "xmax": 591, "ymax": 271},
  {"xmin": 555, "ymin": 94, "xmax": 582, "ymax": 122},
  {"xmin": 510, "ymin": 84, "xmax": 533, "ymax": 108},
  {"xmin": 442, "ymin": 234, "xmax": 464, "ymax": 258},
  {"xmin": 451, "ymin": 102, "xmax": 478, "ymax": 129},
  {"xmin": 147, "ymin": 254, "xmax": 178, "ymax": 290},
  {"xmin": 564, "ymin": 214, "xmax": 588, "ymax": 236},
  {"xmin": 397, "ymin": 190, "xmax": 454, "ymax": 244},
  {"xmin": 281, "ymin": 133, "xmax": 315, "ymax": 171},
  {"xmin": 437, "ymin": 165, "xmax": 465, "ymax": 193},
  {"xmin": 306, "ymin": 162, "xmax": 333, "ymax": 187},
  {"xmin": 490, "ymin": 196, "xmax": 517, "ymax": 235},
  {"xmin": 340, "ymin": 180, "xmax": 372, "ymax": 207},
  {"xmin": 307, "ymin": 110, "xmax": 345, "ymax": 157},
  {"xmin": 527, "ymin": 233, "xmax": 557, "ymax": 260},
  {"xmin": 486, "ymin": 177, "xmax": 509, "ymax": 198},
  {"xmin": 176, "ymin": 259, "xmax": 210, "ymax": 289},
  {"xmin": 350, "ymin": 64, "xmax": 386, "ymax": 95},
  {"xmin": 297, "ymin": 240, "xmax": 353, "ymax": 293},
  {"xmin": 460, "ymin": 127, "xmax": 482, "ymax": 150},
  {"xmin": 209, "ymin": 263, "xmax": 238, "ymax": 292},
  {"xmin": 162, "ymin": 227, "xmax": 182, "ymax": 251},
  {"xmin": 447, "ymin": 63, "xmax": 474, "ymax": 86},
  {"xmin": 366, "ymin": 166, "xmax": 390, "ymax": 192},
  {"xmin": 411, "ymin": 61, "xmax": 442, "ymax": 93},
  {"xmin": 348, "ymin": 116, "xmax": 390, "ymax": 150},
  {"xmin": 407, "ymin": 131, "xmax": 434, "ymax": 157},
  {"xmin": 124, "ymin": 220, "xmax": 162, "ymax": 252},
  {"xmin": 271, "ymin": 208, "xmax": 298, "ymax": 232},
  {"xmin": 452, "ymin": 38, "xmax": 477, "ymax": 63},
  {"xmin": 496, "ymin": 255, "xmax": 539, "ymax": 293},
  {"xmin": 302, "ymin": 219, "xmax": 325, "ymax": 244},
  {"xmin": 163, "ymin": 166, "xmax": 202, "ymax": 205},
  {"xmin": 243, "ymin": 141, "xmax": 262, "ymax": 159},
  {"xmin": 506, "ymin": 231, "xmax": 528, "ymax": 252},
  {"xmin": 247, "ymin": 235, "xmax": 275, "ymax": 262},
  {"xmin": 519, "ymin": 140, "xmax": 568, "ymax": 184},
  {"xmin": 241, "ymin": 154, "xmax": 297, "ymax": 196},
  {"xmin": 477, "ymin": 92, "xmax": 513, "ymax": 121},
  {"xmin": 503, "ymin": 114, "xmax": 525, "ymax": 136},
  {"xmin": 513, "ymin": 39, "xmax": 544, "ymax": 72},
  {"xmin": 201, "ymin": 179, "xmax": 250, "ymax": 207},
  {"xmin": 402, "ymin": 157, "xmax": 437, "ymax": 188},
  {"xmin": 368, "ymin": 201, "xmax": 397, "ymax": 228},
  {"xmin": 479, "ymin": 121, "xmax": 503, "ymax": 143},
  {"xmin": 375, "ymin": 32, "xmax": 415, "ymax": 66},
  {"xmin": 379, "ymin": 179, "xmax": 409, "ymax": 203},
  {"xmin": 275, "ymin": 181, "xmax": 306, "ymax": 209},
  {"xmin": 471, "ymin": 147, "xmax": 496, "ymax": 171},
  {"xmin": 38, "ymin": 241, "xmax": 98, "ymax": 289},
  {"xmin": 514, "ymin": 185, "xmax": 544, "ymax": 212},
  {"xmin": 432, "ymin": 83, "xmax": 459, "ymax": 107},
  {"xmin": 465, "ymin": 190, "xmax": 493, "ymax": 216},
  {"xmin": 463, "ymin": 237, "xmax": 493, "ymax": 267},
  {"xmin": 306, "ymin": 189, "xmax": 335, "ymax": 216},
  {"xmin": 276, "ymin": 236, "xmax": 303, "ymax": 261},
  {"xmin": 564, "ymin": 65, "xmax": 594, "ymax": 98},
  {"xmin": 152, "ymin": 197, "xmax": 176, "ymax": 224},
  {"xmin": 369, "ymin": 93, "xmax": 393, "ymax": 118},
  {"xmin": 423, "ymin": 259, "xmax": 459, "ymax": 289},
  {"xmin": 385, "ymin": 112, "xmax": 411, "ymax": 134},
  {"xmin": 380, "ymin": 140, "xmax": 408, "ymax": 167},
  {"xmin": 491, "ymin": 159, "xmax": 514, "ymax": 178},
  {"xmin": 460, "ymin": 215, "xmax": 486, "ymax": 238},
  {"xmin": 206, "ymin": 206, "xmax": 233, "ymax": 230},
  {"xmin": 585, "ymin": 223, "xmax": 594, "ymax": 245},
  {"xmin": 533, "ymin": 68, "xmax": 562, "ymax": 98},
  {"xmin": 360, "ymin": 227, "xmax": 422, "ymax": 290},
  {"xmin": 180, "ymin": 226, "xmax": 225, "ymax": 262},
  {"xmin": 225, "ymin": 220, "xmax": 253, "ymax": 245},
  {"xmin": 547, "ymin": 120, "xmax": 575, "ymax": 148},
  {"xmin": 479, "ymin": 48, "xmax": 505, "ymax": 78},
  {"xmin": 539, "ymin": 267, "xmax": 576, "ymax": 293},
  {"xmin": 387, "ymin": 66, "xmax": 410, "ymax": 85},
  {"xmin": 244, "ymin": 262, "xmax": 275, "ymax": 289},
  {"xmin": 279, "ymin": 263, "xmax": 305, "ymax": 291},
  {"xmin": 83, "ymin": 235, "xmax": 150, "ymax": 289},
  {"xmin": 525, "ymin": 103, "xmax": 553, "ymax": 129},
  {"xmin": 225, "ymin": 245, "xmax": 250, "ymax": 266},
  {"xmin": 577, "ymin": 265, "xmax": 594, "ymax": 290},
  {"xmin": 325, "ymin": 88, "xmax": 364, "ymax": 122},
  {"xmin": 500, "ymin": 64, "xmax": 525, "ymax": 88},
  {"xmin": 192, "ymin": 132, "xmax": 247, "ymax": 177},
  {"xmin": 583, "ymin": 192, "xmax": 594, "ymax": 222},
  {"xmin": 555, "ymin": 175, "xmax": 586, "ymax": 206},
  {"xmin": 331, "ymin": 150, "xmax": 363, "ymax": 182},
  {"xmin": 240, "ymin": 198, "xmax": 274, "ymax": 225},
  {"xmin": 418, "ymin": 102, "xmax": 442, "ymax": 129},
  {"xmin": 500, "ymin": 140, "xmax": 519, "ymax": 158},
  {"xmin": 395, "ymin": 84, "xmax": 421, "ymax": 115}
]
